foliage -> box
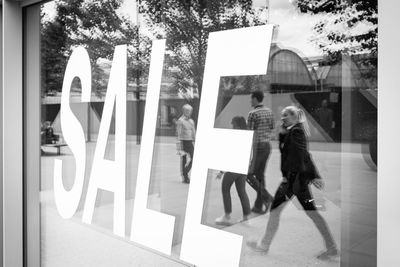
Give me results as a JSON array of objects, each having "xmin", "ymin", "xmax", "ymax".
[
  {"xmin": 294, "ymin": 0, "xmax": 377, "ymax": 81},
  {"xmin": 41, "ymin": 0, "xmax": 151, "ymax": 97},
  {"xmin": 139, "ymin": 0, "xmax": 268, "ymax": 99}
]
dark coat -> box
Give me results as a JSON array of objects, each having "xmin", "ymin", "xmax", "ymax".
[{"xmin": 279, "ymin": 123, "xmax": 321, "ymax": 180}]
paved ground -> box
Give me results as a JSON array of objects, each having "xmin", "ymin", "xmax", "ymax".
[{"xmin": 40, "ymin": 137, "xmax": 376, "ymax": 266}]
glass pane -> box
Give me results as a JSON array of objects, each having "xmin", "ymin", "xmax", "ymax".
[{"xmin": 34, "ymin": 0, "xmax": 377, "ymax": 266}]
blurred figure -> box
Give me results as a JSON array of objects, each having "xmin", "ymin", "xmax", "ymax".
[
  {"xmin": 176, "ymin": 104, "xmax": 196, "ymax": 184},
  {"xmin": 247, "ymin": 106, "xmax": 338, "ymax": 260},
  {"xmin": 41, "ymin": 121, "xmax": 58, "ymax": 145},
  {"xmin": 315, "ymin": 99, "xmax": 334, "ymax": 137},
  {"xmin": 246, "ymin": 91, "xmax": 274, "ymax": 214},
  {"xmin": 215, "ymin": 116, "xmax": 251, "ymax": 226}
]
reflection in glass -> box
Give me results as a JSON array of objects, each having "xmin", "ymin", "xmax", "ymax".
[{"xmin": 38, "ymin": 0, "xmax": 377, "ymax": 266}]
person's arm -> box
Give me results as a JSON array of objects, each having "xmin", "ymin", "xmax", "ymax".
[
  {"xmin": 247, "ymin": 112, "xmax": 255, "ymax": 130},
  {"xmin": 176, "ymin": 119, "xmax": 182, "ymax": 140},
  {"xmin": 292, "ymin": 128, "xmax": 323, "ymax": 183},
  {"xmin": 176, "ymin": 120, "xmax": 183, "ymax": 152},
  {"xmin": 289, "ymin": 128, "xmax": 308, "ymax": 175},
  {"xmin": 190, "ymin": 119, "xmax": 196, "ymax": 141},
  {"xmin": 278, "ymin": 131, "xmax": 286, "ymax": 152},
  {"xmin": 291, "ymin": 128, "xmax": 307, "ymax": 153},
  {"xmin": 268, "ymin": 110, "xmax": 275, "ymax": 130}
]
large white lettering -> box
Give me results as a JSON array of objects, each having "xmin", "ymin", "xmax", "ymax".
[
  {"xmin": 180, "ymin": 25, "xmax": 274, "ymax": 267},
  {"xmin": 54, "ymin": 47, "xmax": 91, "ymax": 219},
  {"xmin": 130, "ymin": 40, "xmax": 176, "ymax": 255},
  {"xmin": 53, "ymin": 25, "xmax": 274, "ymax": 266},
  {"xmin": 82, "ymin": 45, "xmax": 127, "ymax": 237}
]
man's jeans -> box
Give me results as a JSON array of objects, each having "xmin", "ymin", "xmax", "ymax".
[{"xmin": 248, "ymin": 142, "xmax": 272, "ymax": 210}]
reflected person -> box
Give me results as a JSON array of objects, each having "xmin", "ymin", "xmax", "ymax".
[
  {"xmin": 215, "ymin": 116, "xmax": 251, "ymax": 225},
  {"xmin": 176, "ymin": 104, "xmax": 196, "ymax": 184},
  {"xmin": 247, "ymin": 90, "xmax": 274, "ymax": 214},
  {"xmin": 315, "ymin": 99, "xmax": 334, "ymax": 137},
  {"xmin": 247, "ymin": 106, "xmax": 338, "ymax": 260}
]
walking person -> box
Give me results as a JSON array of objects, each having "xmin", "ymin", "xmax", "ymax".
[
  {"xmin": 247, "ymin": 91, "xmax": 275, "ymax": 214},
  {"xmin": 247, "ymin": 106, "xmax": 338, "ymax": 260},
  {"xmin": 176, "ymin": 104, "xmax": 196, "ymax": 184},
  {"xmin": 215, "ymin": 116, "xmax": 251, "ymax": 225}
]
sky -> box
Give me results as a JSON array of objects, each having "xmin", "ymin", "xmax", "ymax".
[{"xmin": 268, "ymin": 0, "xmax": 325, "ymax": 57}]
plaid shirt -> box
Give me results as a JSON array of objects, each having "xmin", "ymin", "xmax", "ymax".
[{"xmin": 248, "ymin": 104, "xmax": 275, "ymax": 143}]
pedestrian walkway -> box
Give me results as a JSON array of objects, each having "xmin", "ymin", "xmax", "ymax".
[{"xmin": 39, "ymin": 138, "xmax": 376, "ymax": 266}]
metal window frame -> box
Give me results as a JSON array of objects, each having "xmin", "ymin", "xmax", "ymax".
[
  {"xmin": 2, "ymin": 1, "xmax": 23, "ymax": 267},
  {"xmin": 2, "ymin": 1, "xmax": 42, "ymax": 266},
  {"xmin": 24, "ymin": 4, "xmax": 41, "ymax": 267}
]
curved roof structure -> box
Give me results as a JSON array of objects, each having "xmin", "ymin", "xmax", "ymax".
[{"xmin": 266, "ymin": 48, "xmax": 316, "ymax": 87}]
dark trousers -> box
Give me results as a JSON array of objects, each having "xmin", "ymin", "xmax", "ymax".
[
  {"xmin": 265, "ymin": 172, "xmax": 336, "ymax": 249},
  {"xmin": 248, "ymin": 142, "xmax": 272, "ymax": 210},
  {"xmin": 181, "ymin": 140, "xmax": 194, "ymax": 180},
  {"xmin": 222, "ymin": 172, "xmax": 251, "ymax": 216}
]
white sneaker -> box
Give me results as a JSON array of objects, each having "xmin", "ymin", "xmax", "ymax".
[{"xmin": 215, "ymin": 215, "xmax": 232, "ymax": 226}]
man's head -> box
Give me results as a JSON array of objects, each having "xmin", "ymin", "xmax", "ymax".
[
  {"xmin": 321, "ymin": 99, "xmax": 328, "ymax": 108},
  {"xmin": 251, "ymin": 90, "xmax": 264, "ymax": 107},
  {"xmin": 182, "ymin": 104, "xmax": 193, "ymax": 118}
]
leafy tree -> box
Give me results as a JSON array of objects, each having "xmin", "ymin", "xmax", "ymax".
[
  {"xmin": 41, "ymin": 0, "xmax": 151, "ymax": 97},
  {"xmin": 139, "ymin": 0, "xmax": 268, "ymax": 99},
  {"xmin": 294, "ymin": 0, "xmax": 377, "ymax": 81}
]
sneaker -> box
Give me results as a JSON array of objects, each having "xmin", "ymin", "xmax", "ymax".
[
  {"xmin": 182, "ymin": 178, "xmax": 190, "ymax": 184},
  {"xmin": 316, "ymin": 246, "xmax": 339, "ymax": 260},
  {"xmin": 247, "ymin": 240, "xmax": 269, "ymax": 253},
  {"xmin": 215, "ymin": 215, "xmax": 232, "ymax": 226}
]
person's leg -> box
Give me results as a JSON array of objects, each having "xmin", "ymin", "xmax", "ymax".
[
  {"xmin": 234, "ymin": 175, "xmax": 251, "ymax": 218},
  {"xmin": 186, "ymin": 141, "xmax": 194, "ymax": 172},
  {"xmin": 260, "ymin": 182, "xmax": 292, "ymax": 245},
  {"xmin": 252, "ymin": 142, "xmax": 272, "ymax": 211},
  {"xmin": 221, "ymin": 172, "xmax": 236, "ymax": 214},
  {"xmin": 181, "ymin": 152, "xmax": 188, "ymax": 181},
  {"xmin": 248, "ymin": 181, "xmax": 292, "ymax": 252},
  {"xmin": 181, "ymin": 141, "xmax": 191, "ymax": 182},
  {"xmin": 246, "ymin": 174, "xmax": 273, "ymax": 208},
  {"xmin": 252, "ymin": 146, "xmax": 264, "ymax": 210},
  {"xmin": 216, "ymin": 172, "xmax": 235, "ymax": 225},
  {"xmin": 293, "ymin": 174, "xmax": 337, "ymax": 257}
]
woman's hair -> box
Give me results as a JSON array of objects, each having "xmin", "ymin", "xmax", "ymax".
[
  {"xmin": 231, "ymin": 116, "xmax": 247, "ymax": 130},
  {"xmin": 282, "ymin": 106, "xmax": 310, "ymax": 136}
]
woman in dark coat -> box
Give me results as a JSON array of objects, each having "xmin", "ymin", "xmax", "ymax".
[{"xmin": 248, "ymin": 106, "xmax": 338, "ymax": 260}]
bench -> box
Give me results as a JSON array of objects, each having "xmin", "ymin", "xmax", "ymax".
[{"xmin": 41, "ymin": 143, "xmax": 68, "ymax": 155}]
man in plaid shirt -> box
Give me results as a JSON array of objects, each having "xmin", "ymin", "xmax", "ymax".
[{"xmin": 247, "ymin": 90, "xmax": 275, "ymax": 214}]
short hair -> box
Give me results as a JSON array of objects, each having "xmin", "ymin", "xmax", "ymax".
[
  {"xmin": 251, "ymin": 90, "xmax": 264, "ymax": 103},
  {"xmin": 182, "ymin": 104, "xmax": 193, "ymax": 112}
]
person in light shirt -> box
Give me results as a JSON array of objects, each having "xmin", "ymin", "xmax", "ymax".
[{"xmin": 176, "ymin": 104, "xmax": 196, "ymax": 184}]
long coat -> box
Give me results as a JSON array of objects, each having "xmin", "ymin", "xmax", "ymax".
[{"xmin": 279, "ymin": 123, "xmax": 321, "ymax": 181}]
